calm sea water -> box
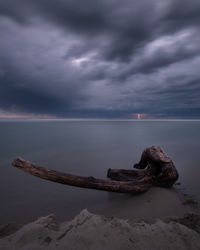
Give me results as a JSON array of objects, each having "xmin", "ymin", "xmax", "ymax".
[{"xmin": 0, "ymin": 119, "xmax": 200, "ymax": 224}]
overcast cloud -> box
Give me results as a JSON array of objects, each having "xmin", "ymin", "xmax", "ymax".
[{"xmin": 0, "ymin": 0, "xmax": 200, "ymax": 118}]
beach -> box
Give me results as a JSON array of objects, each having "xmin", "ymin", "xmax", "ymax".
[{"xmin": 0, "ymin": 187, "xmax": 200, "ymax": 250}]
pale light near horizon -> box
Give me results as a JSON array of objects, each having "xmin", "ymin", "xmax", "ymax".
[{"xmin": 0, "ymin": 109, "xmax": 57, "ymax": 119}]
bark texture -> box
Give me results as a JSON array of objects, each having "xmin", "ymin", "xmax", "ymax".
[
  {"xmin": 108, "ymin": 146, "xmax": 179, "ymax": 188},
  {"xmin": 12, "ymin": 146, "xmax": 179, "ymax": 194}
]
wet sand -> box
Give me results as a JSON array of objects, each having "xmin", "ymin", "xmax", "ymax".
[
  {"xmin": 0, "ymin": 187, "xmax": 199, "ymax": 250},
  {"xmin": 94, "ymin": 186, "xmax": 199, "ymax": 220}
]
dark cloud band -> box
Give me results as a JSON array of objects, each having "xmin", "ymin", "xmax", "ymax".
[{"xmin": 0, "ymin": 0, "xmax": 200, "ymax": 118}]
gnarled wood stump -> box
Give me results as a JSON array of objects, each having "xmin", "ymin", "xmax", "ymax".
[
  {"xmin": 107, "ymin": 146, "xmax": 179, "ymax": 188},
  {"xmin": 12, "ymin": 146, "xmax": 179, "ymax": 194}
]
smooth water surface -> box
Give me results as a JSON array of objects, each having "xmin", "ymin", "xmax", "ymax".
[{"xmin": 0, "ymin": 119, "xmax": 200, "ymax": 224}]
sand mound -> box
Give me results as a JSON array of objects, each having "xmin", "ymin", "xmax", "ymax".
[{"xmin": 0, "ymin": 209, "xmax": 200, "ymax": 250}]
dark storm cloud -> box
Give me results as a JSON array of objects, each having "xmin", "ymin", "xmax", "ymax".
[
  {"xmin": 0, "ymin": 64, "xmax": 70, "ymax": 115},
  {"xmin": 0, "ymin": 0, "xmax": 159, "ymax": 61},
  {"xmin": 0, "ymin": 0, "xmax": 200, "ymax": 118},
  {"xmin": 162, "ymin": 0, "xmax": 200, "ymax": 32}
]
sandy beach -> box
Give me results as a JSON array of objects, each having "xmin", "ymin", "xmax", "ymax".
[{"xmin": 1, "ymin": 187, "xmax": 199, "ymax": 250}]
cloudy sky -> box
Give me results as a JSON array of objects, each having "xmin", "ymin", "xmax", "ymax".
[{"xmin": 0, "ymin": 0, "xmax": 200, "ymax": 119}]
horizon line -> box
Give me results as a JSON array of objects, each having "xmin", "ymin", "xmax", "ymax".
[{"xmin": 0, "ymin": 118, "xmax": 200, "ymax": 122}]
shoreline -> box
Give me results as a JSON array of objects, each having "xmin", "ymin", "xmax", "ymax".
[
  {"xmin": 0, "ymin": 187, "xmax": 200, "ymax": 249},
  {"xmin": 0, "ymin": 209, "xmax": 200, "ymax": 250},
  {"xmin": 1, "ymin": 186, "xmax": 199, "ymax": 224}
]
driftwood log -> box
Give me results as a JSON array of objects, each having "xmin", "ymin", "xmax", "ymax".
[{"xmin": 12, "ymin": 146, "xmax": 179, "ymax": 194}]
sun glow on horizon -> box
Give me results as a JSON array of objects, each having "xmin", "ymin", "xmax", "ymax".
[{"xmin": 0, "ymin": 109, "xmax": 57, "ymax": 119}]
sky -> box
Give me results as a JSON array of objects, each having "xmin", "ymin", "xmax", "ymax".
[{"xmin": 0, "ymin": 0, "xmax": 200, "ymax": 119}]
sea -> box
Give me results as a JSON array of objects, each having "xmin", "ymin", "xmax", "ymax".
[{"xmin": 0, "ymin": 119, "xmax": 200, "ymax": 224}]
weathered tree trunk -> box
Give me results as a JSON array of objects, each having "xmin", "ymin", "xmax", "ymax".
[
  {"xmin": 12, "ymin": 146, "xmax": 179, "ymax": 194},
  {"xmin": 107, "ymin": 146, "xmax": 179, "ymax": 188},
  {"xmin": 12, "ymin": 157, "xmax": 151, "ymax": 194}
]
